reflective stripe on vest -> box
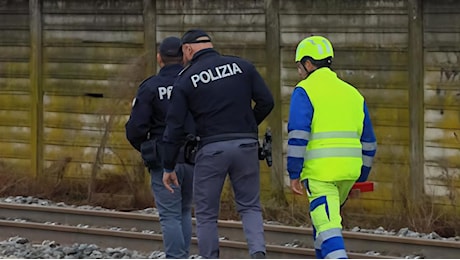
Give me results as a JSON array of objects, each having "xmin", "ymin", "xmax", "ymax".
[
  {"xmin": 311, "ymin": 131, "xmax": 358, "ymax": 140},
  {"xmin": 305, "ymin": 147, "xmax": 362, "ymax": 160},
  {"xmin": 305, "ymin": 131, "xmax": 361, "ymax": 160}
]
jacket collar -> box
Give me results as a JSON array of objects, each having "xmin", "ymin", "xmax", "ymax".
[
  {"xmin": 191, "ymin": 48, "xmax": 219, "ymax": 62},
  {"xmin": 158, "ymin": 63, "xmax": 183, "ymax": 76}
]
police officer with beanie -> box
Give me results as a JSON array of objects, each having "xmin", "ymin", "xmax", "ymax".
[
  {"xmin": 287, "ymin": 35, "xmax": 377, "ymax": 259},
  {"xmin": 162, "ymin": 29, "xmax": 274, "ymax": 259},
  {"xmin": 125, "ymin": 36, "xmax": 195, "ymax": 259}
]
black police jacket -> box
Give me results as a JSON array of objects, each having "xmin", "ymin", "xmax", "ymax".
[
  {"xmin": 163, "ymin": 48, "xmax": 274, "ymax": 171},
  {"xmin": 125, "ymin": 64, "xmax": 194, "ymax": 152}
]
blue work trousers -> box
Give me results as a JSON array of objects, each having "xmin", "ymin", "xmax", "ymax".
[
  {"xmin": 193, "ymin": 138, "xmax": 266, "ymax": 258},
  {"xmin": 150, "ymin": 163, "xmax": 194, "ymax": 259}
]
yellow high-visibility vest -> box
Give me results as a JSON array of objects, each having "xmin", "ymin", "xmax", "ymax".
[{"xmin": 297, "ymin": 68, "xmax": 364, "ymax": 181}]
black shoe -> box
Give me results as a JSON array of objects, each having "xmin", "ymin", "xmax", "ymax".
[{"xmin": 251, "ymin": 251, "xmax": 266, "ymax": 259}]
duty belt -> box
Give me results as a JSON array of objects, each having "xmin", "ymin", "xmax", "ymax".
[{"xmin": 198, "ymin": 133, "xmax": 258, "ymax": 148}]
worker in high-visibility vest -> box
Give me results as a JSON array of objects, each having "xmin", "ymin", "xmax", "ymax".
[{"xmin": 287, "ymin": 35, "xmax": 377, "ymax": 259}]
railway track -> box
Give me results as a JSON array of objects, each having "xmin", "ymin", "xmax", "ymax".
[{"xmin": 0, "ymin": 202, "xmax": 459, "ymax": 258}]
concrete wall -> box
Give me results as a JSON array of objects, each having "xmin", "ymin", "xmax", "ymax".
[{"xmin": 0, "ymin": 0, "xmax": 459, "ymax": 215}]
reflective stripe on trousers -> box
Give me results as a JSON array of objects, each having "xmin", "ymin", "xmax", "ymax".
[{"xmin": 303, "ymin": 179, "xmax": 353, "ymax": 259}]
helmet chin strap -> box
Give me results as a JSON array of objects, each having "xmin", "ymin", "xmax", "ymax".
[{"xmin": 301, "ymin": 62, "xmax": 311, "ymax": 79}]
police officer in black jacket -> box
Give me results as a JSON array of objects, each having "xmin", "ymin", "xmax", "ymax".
[
  {"xmin": 162, "ymin": 29, "xmax": 274, "ymax": 259},
  {"xmin": 125, "ymin": 36, "xmax": 194, "ymax": 259}
]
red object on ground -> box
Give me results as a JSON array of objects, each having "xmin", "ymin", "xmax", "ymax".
[{"xmin": 352, "ymin": 181, "xmax": 374, "ymax": 192}]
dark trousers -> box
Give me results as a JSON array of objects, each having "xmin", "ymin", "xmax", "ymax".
[{"xmin": 193, "ymin": 138, "xmax": 266, "ymax": 258}]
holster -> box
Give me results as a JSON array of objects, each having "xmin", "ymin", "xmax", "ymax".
[
  {"xmin": 183, "ymin": 134, "xmax": 198, "ymax": 165},
  {"xmin": 140, "ymin": 138, "xmax": 162, "ymax": 169}
]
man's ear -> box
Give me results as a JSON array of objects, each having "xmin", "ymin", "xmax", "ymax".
[
  {"xmin": 156, "ymin": 53, "xmax": 162, "ymax": 66},
  {"xmin": 305, "ymin": 59, "xmax": 315, "ymax": 71}
]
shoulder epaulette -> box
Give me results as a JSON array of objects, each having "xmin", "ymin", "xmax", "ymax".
[{"xmin": 137, "ymin": 75, "xmax": 155, "ymax": 88}]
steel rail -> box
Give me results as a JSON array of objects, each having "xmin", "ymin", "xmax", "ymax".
[
  {"xmin": 0, "ymin": 220, "xmax": 390, "ymax": 259},
  {"xmin": 1, "ymin": 202, "xmax": 459, "ymax": 258}
]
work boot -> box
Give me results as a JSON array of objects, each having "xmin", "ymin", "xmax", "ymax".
[{"xmin": 250, "ymin": 251, "xmax": 266, "ymax": 259}]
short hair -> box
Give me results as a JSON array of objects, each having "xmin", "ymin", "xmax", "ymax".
[
  {"xmin": 301, "ymin": 56, "xmax": 332, "ymax": 68},
  {"xmin": 160, "ymin": 54, "xmax": 182, "ymax": 65}
]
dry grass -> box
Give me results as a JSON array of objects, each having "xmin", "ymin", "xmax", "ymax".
[
  {"xmin": 0, "ymin": 160, "xmax": 153, "ymax": 210},
  {"xmin": 1, "ymin": 164, "xmax": 459, "ymax": 237},
  {"xmin": 389, "ymin": 174, "xmax": 459, "ymax": 237},
  {"xmin": 342, "ymin": 175, "xmax": 460, "ymax": 237}
]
